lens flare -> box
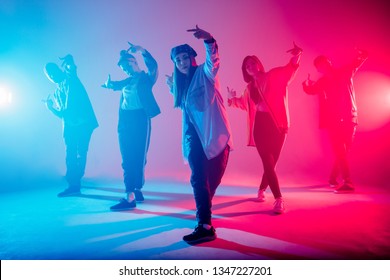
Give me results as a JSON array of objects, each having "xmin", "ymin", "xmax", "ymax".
[{"xmin": 0, "ymin": 87, "xmax": 13, "ymax": 108}]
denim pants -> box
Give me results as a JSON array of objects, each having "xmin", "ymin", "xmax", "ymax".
[
  {"xmin": 118, "ymin": 109, "xmax": 151, "ymax": 193},
  {"xmin": 63, "ymin": 125, "xmax": 94, "ymax": 189},
  {"xmin": 186, "ymin": 130, "xmax": 230, "ymax": 225},
  {"xmin": 327, "ymin": 121, "xmax": 356, "ymax": 183}
]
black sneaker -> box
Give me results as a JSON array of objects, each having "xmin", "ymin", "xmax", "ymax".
[
  {"xmin": 334, "ymin": 183, "xmax": 354, "ymax": 194},
  {"xmin": 57, "ymin": 188, "xmax": 80, "ymax": 197},
  {"xmin": 183, "ymin": 225, "xmax": 216, "ymax": 245},
  {"xmin": 110, "ymin": 199, "xmax": 136, "ymax": 211},
  {"xmin": 134, "ymin": 189, "xmax": 144, "ymax": 202}
]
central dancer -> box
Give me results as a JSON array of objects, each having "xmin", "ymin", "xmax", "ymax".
[{"xmin": 166, "ymin": 25, "xmax": 233, "ymax": 245}]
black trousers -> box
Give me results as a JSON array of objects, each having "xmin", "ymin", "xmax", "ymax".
[
  {"xmin": 253, "ymin": 112, "xmax": 286, "ymax": 199},
  {"xmin": 118, "ymin": 109, "xmax": 150, "ymax": 193},
  {"xmin": 63, "ymin": 125, "xmax": 94, "ymax": 189},
  {"xmin": 327, "ymin": 121, "xmax": 356, "ymax": 184},
  {"xmin": 186, "ymin": 130, "xmax": 230, "ymax": 225}
]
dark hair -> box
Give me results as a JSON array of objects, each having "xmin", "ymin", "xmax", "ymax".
[
  {"xmin": 170, "ymin": 44, "xmax": 197, "ymax": 61},
  {"xmin": 172, "ymin": 63, "xmax": 197, "ymax": 108},
  {"xmin": 241, "ymin": 55, "xmax": 265, "ymax": 83},
  {"xmin": 313, "ymin": 55, "xmax": 329, "ymax": 67},
  {"xmin": 117, "ymin": 50, "xmax": 136, "ymax": 66}
]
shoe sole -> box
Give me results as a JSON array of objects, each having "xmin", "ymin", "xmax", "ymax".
[
  {"xmin": 334, "ymin": 190, "xmax": 354, "ymax": 194},
  {"xmin": 183, "ymin": 235, "xmax": 216, "ymax": 245},
  {"xmin": 57, "ymin": 192, "xmax": 80, "ymax": 197},
  {"xmin": 110, "ymin": 207, "xmax": 136, "ymax": 211}
]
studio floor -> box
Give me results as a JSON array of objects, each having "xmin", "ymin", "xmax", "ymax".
[{"xmin": 1, "ymin": 178, "xmax": 389, "ymax": 260}]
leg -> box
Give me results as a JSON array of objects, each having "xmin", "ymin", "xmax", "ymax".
[
  {"xmin": 64, "ymin": 130, "xmax": 80, "ymax": 189},
  {"xmin": 187, "ymin": 131, "xmax": 212, "ymax": 226},
  {"xmin": 118, "ymin": 110, "xmax": 149, "ymax": 193},
  {"xmin": 76, "ymin": 126, "xmax": 93, "ymax": 184},
  {"xmin": 208, "ymin": 145, "xmax": 230, "ymax": 199},
  {"xmin": 253, "ymin": 113, "xmax": 285, "ymax": 199}
]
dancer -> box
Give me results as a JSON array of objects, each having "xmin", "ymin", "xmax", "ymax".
[
  {"xmin": 44, "ymin": 55, "xmax": 98, "ymax": 197},
  {"xmin": 227, "ymin": 42, "xmax": 302, "ymax": 213},
  {"xmin": 166, "ymin": 25, "xmax": 232, "ymax": 244},
  {"xmin": 102, "ymin": 42, "xmax": 160, "ymax": 210},
  {"xmin": 302, "ymin": 48, "xmax": 368, "ymax": 193}
]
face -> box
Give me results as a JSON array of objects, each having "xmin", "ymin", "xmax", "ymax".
[
  {"xmin": 174, "ymin": 53, "xmax": 191, "ymax": 75},
  {"xmin": 119, "ymin": 58, "xmax": 139, "ymax": 75},
  {"xmin": 245, "ymin": 58, "xmax": 262, "ymax": 77}
]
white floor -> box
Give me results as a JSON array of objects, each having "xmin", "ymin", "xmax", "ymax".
[{"xmin": 1, "ymin": 178, "xmax": 390, "ymax": 260}]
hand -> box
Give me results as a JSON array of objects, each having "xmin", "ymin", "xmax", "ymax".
[
  {"xmin": 165, "ymin": 74, "xmax": 173, "ymax": 88},
  {"xmin": 127, "ymin": 42, "xmax": 144, "ymax": 54},
  {"xmin": 287, "ymin": 41, "xmax": 303, "ymax": 56},
  {"xmin": 227, "ymin": 86, "xmax": 237, "ymax": 99},
  {"xmin": 43, "ymin": 95, "xmax": 55, "ymax": 110},
  {"xmin": 101, "ymin": 74, "xmax": 112, "ymax": 89},
  {"xmin": 187, "ymin": 25, "xmax": 212, "ymax": 40},
  {"xmin": 302, "ymin": 73, "xmax": 314, "ymax": 86}
]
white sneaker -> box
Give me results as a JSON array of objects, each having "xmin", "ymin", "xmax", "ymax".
[
  {"xmin": 273, "ymin": 198, "xmax": 285, "ymax": 214},
  {"xmin": 257, "ymin": 189, "xmax": 266, "ymax": 202}
]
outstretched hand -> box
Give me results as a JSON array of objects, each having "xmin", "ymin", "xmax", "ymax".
[
  {"xmin": 287, "ymin": 42, "xmax": 303, "ymax": 56},
  {"xmin": 165, "ymin": 74, "xmax": 173, "ymax": 88},
  {"xmin": 101, "ymin": 74, "xmax": 112, "ymax": 89},
  {"xmin": 227, "ymin": 86, "xmax": 237, "ymax": 99},
  {"xmin": 187, "ymin": 25, "xmax": 213, "ymax": 40},
  {"xmin": 127, "ymin": 42, "xmax": 144, "ymax": 53}
]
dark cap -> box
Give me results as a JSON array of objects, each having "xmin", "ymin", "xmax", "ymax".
[
  {"xmin": 118, "ymin": 50, "xmax": 136, "ymax": 66},
  {"xmin": 170, "ymin": 44, "xmax": 197, "ymax": 61}
]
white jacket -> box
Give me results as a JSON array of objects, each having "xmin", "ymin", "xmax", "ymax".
[{"xmin": 182, "ymin": 40, "xmax": 233, "ymax": 161}]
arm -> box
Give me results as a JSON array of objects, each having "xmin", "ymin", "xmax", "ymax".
[
  {"xmin": 352, "ymin": 48, "xmax": 368, "ymax": 70},
  {"xmin": 227, "ymin": 86, "xmax": 248, "ymax": 111},
  {"xmin": 287, "ymin": 42, "xmax": 303, "ymax": 66},
  {"xmin": 302, "ymin": 74, "xmax": 322, "ymax": 95},
  {"xmin": 44, "ymin": 93, "xmax": 63, "ymax": 118},
  {"xmin": 101, "ymin": 74, "xmax": 128, "ymax": 91},
  {"xmin": 128, "ymin": 42, "xmax": 158, "ymax": 84},
  {"xmin": 187, "ymin": 25, "xmax": 219, "ymax": 79}
]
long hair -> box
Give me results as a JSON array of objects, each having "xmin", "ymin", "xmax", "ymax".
[
  {"xmin": 241, "ymin": 55, "xmax": 265, "ymax": 83},
  {"xmin": 241, "ymin": 55, "xmax": 265, "ymax": 104},
  {"xmin": 172, "ymin": 63, "xmax": 197, "ymax": 108}
]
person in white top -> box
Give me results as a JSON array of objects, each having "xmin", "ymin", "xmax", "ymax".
[{"xmin": 166, "ymin": 25, "xmax": 233, "ymax": 244}]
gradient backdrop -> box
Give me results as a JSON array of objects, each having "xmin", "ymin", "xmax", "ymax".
[{"xmin": 1, "ymin": 0, "xmax": 389, "ymax": 193}]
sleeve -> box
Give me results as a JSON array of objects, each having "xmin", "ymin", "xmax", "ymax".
[
  {"xmin": 302, "ymin": 79, "xmax": 323, "ymax": 95},
  {"xmin": 203, "ymin": 39, "xmax": 219, "ymax": 81},
  {"xmin": 109, "ymin": 79, "xmax": 129, "ymax": 91},
  {"xmin": 142, "ymin": 50, "xmax": 158, "ymax": 84},
  {"xmin": 228, "ymin": 87, "xmax": 249, "ymax": 111}
]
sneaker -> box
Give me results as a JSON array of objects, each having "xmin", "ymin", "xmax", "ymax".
[
  {"xmin": 334, "ymin": 183, "xmax": 354, "ymax": 194},
  {"xmin": 273, "ymin": 198, "xmax": 285, "ymax": 214},
  {"xmin": 134, "ymin": 189, "xmax": 144, "ymax": 202},
  {"xmin": 110, "ymin": 198, "xmax": 136, "ymax": 211},
  {"xmin": 183, "ymin": 225, "xmax": 216, "ymax": 245},
  {"xmin": 57, "ymin": 188, "xmax": 80, "ymax": 197},
  {"xmin": 257, "ymin": 189, "xmax": 266, "ymax": 202},
  {"xmin": 329, "ymin": 179, "xmax": 339, "ymax": 188}
]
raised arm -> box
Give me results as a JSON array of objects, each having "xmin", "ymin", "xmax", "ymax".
[
  {"xmin": 352, "ymin": 48, "xmax": 368, "ymax": 70},
  {"xmin": 287, "ymin": 42, "xmax": 303, "ymax": 66},
  {"xmin": 128, "ymin": 42, "xmax": 158, "ymax": 84},
  {"xmin": 187, "ymin": 25, "xmax": 219, "ymax": 79}
]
